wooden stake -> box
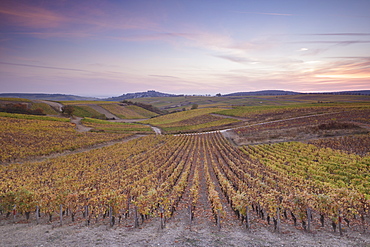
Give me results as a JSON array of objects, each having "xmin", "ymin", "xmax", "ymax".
[
  {"xmin": 134, "ymin": 206, "xmax": 139, "ymax": 228},
  {"xmin": 189, "ymin": 204, "xmax": 193, "ymax": 222},
  {"xmin": 60, "ymin": 205, "xmax": 63, "ymax": 226},
  {"xmin": 307, "ymin": 208, "xmax": 311, "ymax": 232},
  {"xmin": 13, "ymin": 205, "xmax": 16, "ymax": 223},
  {"xmin": 36, "ymin": 206, "xmax": 40, "ymax": 224},
  {"xmin": 246, "ymin": 206, "xmax": 250, "ymax": 229},
  {"xmin": 338, "ymin": 210, "xmax": 343, "ymax": 236},
  {"xmin": 160, "ymin": 207, "xmax": 165, "ymax": 229},
  {"xmin": 109, "ymin": 206, "xmax": 114, "ymax": 227},
  {"xmin": 85, "ymin": 205, "xmax": 90, "ymax": 226},
  {"xmin": 217, "ymin": 209, "xmax": 221, "ymax": 230},
  {"xmin": 276, "ymin": 207, "xmax": 281, "ymax": 233}
]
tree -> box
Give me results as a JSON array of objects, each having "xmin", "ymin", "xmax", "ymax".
[
  {"xmin": 62, "ymin": 105, "xmax": 75, "ymax": 117},
  {"xmin": 216, "ymin": 93, "xmax": 222, "ymax": 97}
]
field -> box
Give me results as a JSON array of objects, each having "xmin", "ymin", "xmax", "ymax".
[
  {"xmin": 0, "ymin": 95, "xmax": 369, "ymax": 246},
  {"xmin": 141, "ymin": 108, "xmax": 241, "ymax": 134},
  {"xmin": 81, "ymin": 118, "xmax": 153, "ymax": 134},
  {"xmin": 0, "ymin": 113, "xmax": 131, "ymax": 163},
  {"xmin": 99, "ymin": 104, "xmax": 158, "ymax": 119},
  {"xmin": 0, "ymin": 98, "xmax": 59, "ymax": 116},
  {"xmin": 130, "ymin": 94, "xmax": 370, "ymax": 111}
]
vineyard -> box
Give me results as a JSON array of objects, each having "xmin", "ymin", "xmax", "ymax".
[
  {"xmin": 1, "ymin": 97, "xmax": 370, "ymax": 246},
  {"xmin": 1, "ymin": 131, "xmax": 369, "ymax": 245},
  {"xmin": 0, "ymin": 114, "xmax": 131, "ymax": 163},
  {"xmin": 99, "ymin": 104, "xmax": 158, "ymax": 119},
  {"xmin": 141, "ymin": 108, "xmax": 240, "ymax": 134},
  {"xmin": 228, "ymin": 107, "xmax": 370, "ymax": 145},
  {"xmin": 219, "ymin": 103, "xmax": 370, "ymax": 123},
  {"xmin": 81, "ymin": 118, "xmax": 153, "ymax": 134}
]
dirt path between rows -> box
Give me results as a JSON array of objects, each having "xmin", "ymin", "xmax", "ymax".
[{"xmin": 70, "ymin": 117, "xmax": 93, "ymax": 132}]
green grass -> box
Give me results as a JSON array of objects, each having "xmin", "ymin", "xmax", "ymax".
[
  {"xmin": 0, "ymin": 97, "xmax": 32, "ymax": 102},
  {"xmin": 0, "ymin": 112, "xmax": 70, "ymax": 122},
  {"xmin": 126, "ymin": 105, "xmax": 158, "ymax": 118},
  {"xmin": 71, "ymin": 105, "xmax": 106, "ymax": 119},
  {"xmin": 142, "ymin": 108, "xmax": 225, "ymax": 125},
  {"xmin": 140, "ymin": 108, "xmax": 240, "ymax": 134},
  {"xmin": 100, "ymin": 104, "xmax": 157, "ymax": 119},
  {"xmin": 162, "ymin": 118, "xmax": 240, "ymax": 133},
  {"xmin": 31, "ymin": 102, "xmax": 59, "ymax": 115}
]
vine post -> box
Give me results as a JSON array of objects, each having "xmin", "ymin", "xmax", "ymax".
[
  {"xmin": 338, "ymin": 210, "xmax": 343, "ymax": 236},
  {"xmin": 59, "ymin": 204, "xmax": 63, "ymax": 226},
  {"xmin": 246, "ymin": 205, "xmax": 251, "ymax": 230},
  {"xmin": 134, "ymin": 206, "xmax": 139, "ymax": 228},
  {"xmin": 13, "ymin": 205, "xmax": 16, "ymax": 223},
  {"xmin": 307, "ymin": 207, "xmax": 311, "ymax": 232},
  {"xmin": 109, "ymin": 206, "xmax": 115, "ymax": 227},
  {"xmin": 276, "ymin": 207, "xmax": 281, "ymax": 233},
  {"xmin": 36, "ymin": 206, "xmax": 40, "ymax": 224},
  {"xmin": 217, "ymin": 209, "xmax": 221, "ymax": 230},
  {"xmin": 85, "ymin": 205, "xmax": 90, "ymax": 226},
  {"xmin": 160, "ymin": 206, "xmax": 165, "ymax": 229},
  {"xmin": 188, "ymin": 204, "xmax": 193, "ymax": 222}
]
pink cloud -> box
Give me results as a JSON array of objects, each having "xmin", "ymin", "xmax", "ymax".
[
  {"xmin": 0, "ymin": 3, "xmax": 68, "ymax": 29},
  {"xmin": 234, "ymin": 11, "xmax": 294, "ymax": 16},
  {"xmin": 0, "ymin": 1, "xmax": 159, "ymax": 38}
]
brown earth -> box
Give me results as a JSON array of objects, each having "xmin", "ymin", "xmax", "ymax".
[{"xmin": 1, "ymin": 201, "xmax": 369, "ymax": 247}]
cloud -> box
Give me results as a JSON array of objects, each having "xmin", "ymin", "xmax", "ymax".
[
  {"xmin": 313, "ymin": 58, "xmax": 370, "ymax": 79},
  {"xmin": 0, "ymin": 1, "xmax": 159, "ymax": 38},
  {"xmin": 0, "ymin": 62, "xmax": 88, "ymax": 72},
  {"xmin": 214, "ymin": 54, "xmax": 258, "ymax": 64},
  {"xmin": 111, "ymin": 32, "xmax": 190, "ymax": 42},
  {"xmin": 291, "ymin": 40, "xmax": 370, "ymax": 56},
  {"xmin": 291, "ymin": 40, "xmax": 370, "ymax": 45},
  {"xmin": 234, "ymin": 11, "xmax": 294, "ymax": 16},
  {"xmin": 149, "ymin": 74, "xmax": 181, "ymax": 79},
  {"xmin": 310, "ymin": 33, "xmax": 370, "ymax": 36},
  {"xmin": 0, "ymin": 2, "xmax": 68, "ymax": 29}
]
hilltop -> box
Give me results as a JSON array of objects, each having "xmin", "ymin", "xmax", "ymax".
[
  {"xmin": 104, "ymin": 90, "xmax": 178, "ymax": 101},
  {"xmin": 224, "ymin": 90, "xmax": 300, "ymax": 96}
]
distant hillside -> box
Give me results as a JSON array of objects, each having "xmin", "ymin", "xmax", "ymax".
[
  {"xmin": 105, "ymin": 90, "xmax": 177, "ymax": 101},
  {"xmin": 324, "ymin": 90, "xmax": 370, "ymax": 95},
  {"xmin": 0, "ymin": 93, "xmax": 98, "ymax": 101},
  {"xmin": 223, "ymin": 90, "xmax": 370, "ymax": 96},
  {"xmin": 224, "ymin": 90, "xmax": 300, "ymax": 96}
]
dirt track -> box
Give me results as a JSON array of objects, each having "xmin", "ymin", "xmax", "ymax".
[{"xmin": 1, "ymin": 206, "xmax": 369, "ymax": 247}]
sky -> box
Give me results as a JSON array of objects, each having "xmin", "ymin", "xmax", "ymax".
[{"xmin": 0, "ymin": 0, "xmax": 370, "ymax": 97}]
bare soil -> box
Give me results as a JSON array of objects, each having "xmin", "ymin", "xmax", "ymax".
[
  {"xmin": 70, "ymin": 117, "xmax": 93, "ymax": 132},
  {"xmin": 1, "ymin": 206, "xmax": 369, "ymax": 247}
]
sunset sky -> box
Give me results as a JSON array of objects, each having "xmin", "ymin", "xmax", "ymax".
[{"xmin": 1, "ymin": 0, "xmax": 369, "ymax": 97}]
